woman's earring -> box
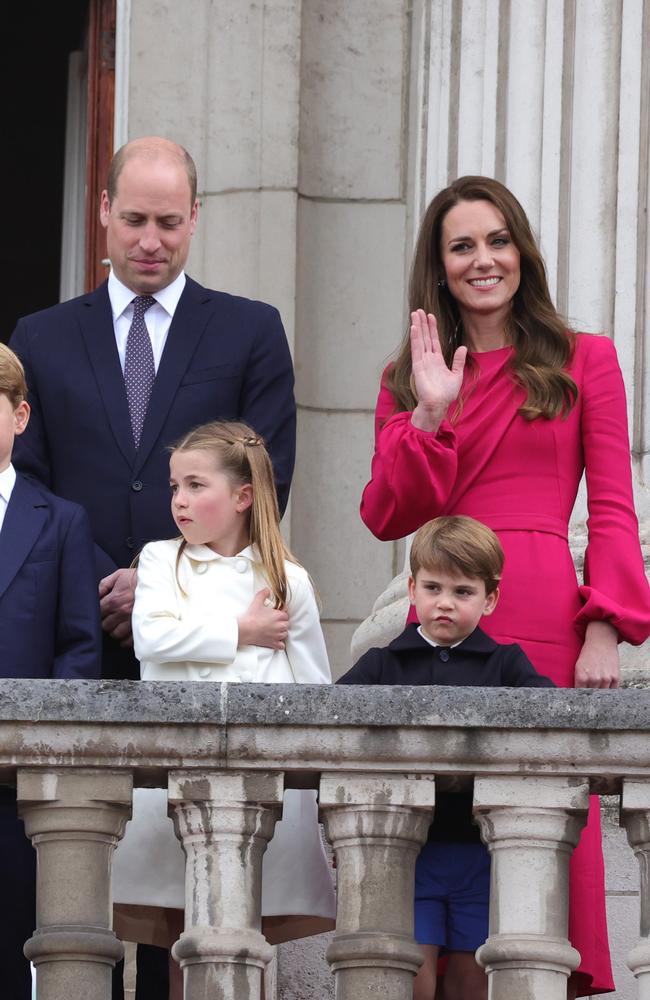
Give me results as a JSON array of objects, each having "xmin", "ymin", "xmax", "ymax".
[{"xmin": 437, "ymin": 276, "xmax": 446, "ymax": 288}]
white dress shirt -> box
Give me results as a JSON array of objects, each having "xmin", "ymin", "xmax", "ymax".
[
  {"xmin": 107, "ymin": 270, "xmax": 186, "ymax": 372},
  {"xmin": 0, "ymin": 463, "xmax": 16, "ymax": 533}
]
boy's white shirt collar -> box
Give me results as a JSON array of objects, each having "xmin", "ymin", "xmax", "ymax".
[
  {"xmin": 107, "ymin": 269, "xmax": 186, "ymax": 320},
  {"xmin": 416, "ymin": 624, "xmax": 465, "ymax": 649},
  {"xmin": 0, "ymin": 462, "xmax": 16, "ymax": 504}
]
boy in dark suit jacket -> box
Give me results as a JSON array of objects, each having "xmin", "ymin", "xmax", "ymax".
[
  {"xmin": 0, "ymin": 343, "xmax": 101, "ymax": 998},
  {"xmin": 339, "ymin": 516, "xmax": 553, "ymax": 1000}
]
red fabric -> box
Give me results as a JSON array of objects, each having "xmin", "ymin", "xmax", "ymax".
[{"xmin": 361, "ymin": 334, "xmax": 650, "ymax": 994}]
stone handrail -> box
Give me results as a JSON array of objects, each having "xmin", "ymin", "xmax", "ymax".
[{"xmin": 3, "ymin": 680, "xmax": 650, "ymax": 1000}]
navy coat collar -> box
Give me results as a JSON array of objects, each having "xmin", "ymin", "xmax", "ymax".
[
  {"xmin": 388, "ymin": 623, "xmax": 498, "ymax": 656},
  {"xmin": 77, "ymin": 276, "xmax": 214, "ymax": 474},
  {"xmin": 0, "ymin": 474, "xmax": 48, "ymax": 601}
]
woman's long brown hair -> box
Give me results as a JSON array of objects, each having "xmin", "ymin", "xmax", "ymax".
[
  {"xmin": 387, "ymin": 176, "xmax": 577, "ymax": 420},
  {"xmin": 171, "ymin": 421, "xmax": 297, "ymax": 609}
]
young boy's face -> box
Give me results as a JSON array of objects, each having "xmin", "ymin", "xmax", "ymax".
[
  {"xmin": 408, "ymin": 566, "xmax": 498, "ymax": 646},
  {"xmin": 0, "ymin": 394, "xmax": 29, "ymax": 472}
]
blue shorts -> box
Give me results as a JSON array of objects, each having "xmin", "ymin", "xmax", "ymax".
[{"xmin": 414, "ymin": 841, "xmax": 491, "ymax": 952}]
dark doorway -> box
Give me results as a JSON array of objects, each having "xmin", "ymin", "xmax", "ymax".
[{"xmin": 1, "ymin": 2, "xmax": 90, "ymax": 343}]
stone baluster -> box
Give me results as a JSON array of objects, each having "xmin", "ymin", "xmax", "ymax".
[
  {"xmin": 17, "ymin": 768, "xmax": 132, "ymax": 1000},
  {"xmin": 620, "ymin": 779, "xmax": 650, "ymax": 998},
  {"xmin": 168, "ymin": 769, "xmax": 283, "ymax": 1000},
  {"xmin": 473, "ymin": 775, "xmax": 590, "ymax": 1000},
  {"xmin": 319, "ymin": 772, "xmax": 435, "ymax": 999}
]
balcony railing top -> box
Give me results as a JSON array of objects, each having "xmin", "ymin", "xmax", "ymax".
[{"xmin": 0, "ymin": 680, "xmax": 648, "ymax": 792}]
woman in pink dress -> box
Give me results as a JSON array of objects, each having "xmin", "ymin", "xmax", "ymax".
[{"xmin": 361, "ymin": 176, "xmax": 650, "ymax": 997}]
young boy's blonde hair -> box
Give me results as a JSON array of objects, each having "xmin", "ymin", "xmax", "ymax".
[
  {"xmin": 0, "ymin": 343, "xmax": 27, "ymax": 408},
  {"xmin": 409, "ymin": 516, "xmax": 503, "ymax": 595}
]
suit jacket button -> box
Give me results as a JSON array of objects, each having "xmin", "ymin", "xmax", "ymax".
[
  {"xmin": 196, "ymin": 563, "xmax": 208, "ymax": 575},
  {"xmin": 126, "ymin": 536, "xmax": 135, "ymax": 549},
  {"xmin": 199, "ymin": 668, "xmax": 211, "ymax": 679},
  {"xmin": 131, "ymin": 480, "xmax": 143, "ymax": 492},
  {"xmin": 439, "ymin": 649, "xmax": 450, "ymax": 662}
]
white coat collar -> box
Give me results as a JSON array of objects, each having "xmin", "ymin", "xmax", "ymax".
[{"xmin": 181, "ymin": 542, "xmax": 258, "ymax": 564}]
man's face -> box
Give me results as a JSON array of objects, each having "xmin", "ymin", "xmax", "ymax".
[{"xmin": 99, "ymin": 155, "xmax": 198, "ymax": 294}]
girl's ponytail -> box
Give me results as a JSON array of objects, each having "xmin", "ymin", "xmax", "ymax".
[{"xmin": 170, "ymin": 421, "xmax": 296, "ymax": 609}]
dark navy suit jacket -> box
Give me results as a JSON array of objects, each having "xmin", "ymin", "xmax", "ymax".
[
  {"xmin": 0, "ymin": 471, "xmax": 100, "ymax": 998},
  {"xmin": 338, "ymin": 624, "xmax": 554, "ymax": 842},
  {"xmin": 10, "ymin": 277, "xmax": 296, "ymax": 676},
  {"xmin": 0, "ymin": 472, "xmax": 101, "ymax": 679}
]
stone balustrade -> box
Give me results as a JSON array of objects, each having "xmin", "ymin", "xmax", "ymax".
[{"xmin": 1, "ymin": 680, "xmax": 650, "ymax": 1000}]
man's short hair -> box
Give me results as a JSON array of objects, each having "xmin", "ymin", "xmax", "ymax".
[
  {"xmin": 0, "ymin": 343, "xmax": 27, "ymax": 408},
  {"xmin": 409, "ymin": 516, "xmax": 503, "ymax": 595},
  {"xmin": 106, "ymin": 138, "xmax": 198, "ymax": 205}
]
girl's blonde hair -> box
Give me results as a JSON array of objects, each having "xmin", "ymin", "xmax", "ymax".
[{"xmin": 171, "ymin": 421, "xmax": 296, "ymax": 609}]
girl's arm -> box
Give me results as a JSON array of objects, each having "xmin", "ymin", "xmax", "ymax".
[
  {"xmin": 284, "ymin": 570, "xmax": 332, "ymax": 684},
  {"xmin": 132, "ymin": 543, "xmax": 239, "ymax": 665}
]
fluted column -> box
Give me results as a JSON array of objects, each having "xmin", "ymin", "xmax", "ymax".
[
  {"xmin": 168, "ymin": 770, "xmax": 283, "ymax": 1000},
  {"xmin": 620, "ymin": 779, "xmax": 650, "ymax": 997},
  {"xmin": 473, "ymin": 775, "xmax": 590, "ymax": 1000},
  {"xmin": 319, "ymin": 772, "xmax": 435, "ymax": 999},
  {"xmin": 17, "ymin": 768, "xmax": 132, "ymax": 1000}
]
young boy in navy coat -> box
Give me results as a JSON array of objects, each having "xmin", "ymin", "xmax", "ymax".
[
  {"xmin": 338, "ymin": 516, "xmax": 554, "ymax": 1000},
  {"xmin": 0, "ymin": 343, "xmax": 101, "ymax": 999}
]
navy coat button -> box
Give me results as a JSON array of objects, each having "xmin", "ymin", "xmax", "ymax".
[
  {"xmin": 132, "ymin": 480, "xmax": 143, "ymax": 492},
  {"xmin": 126, "ymin": 536, "xmax": 135, "ymax": 549},
  {"xmin": 439, "ymin": 649, "xmax": 450, "ymax": 662}
]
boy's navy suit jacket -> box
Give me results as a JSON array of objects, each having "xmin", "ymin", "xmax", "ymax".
[
  {"xmin": 338, "ymin": 623, "xmax": 555, "ymax": 687},
  {"xmin": 0, "ymin": 472, "xmax": 101, "ymax": 679}
]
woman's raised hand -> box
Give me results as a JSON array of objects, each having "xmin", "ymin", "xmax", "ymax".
[{"xmin": 410, "ymin": 309, "xmax": 467, "ymax": 432}]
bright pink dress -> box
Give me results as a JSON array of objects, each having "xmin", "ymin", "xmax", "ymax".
[{"xmin": 361, "ymin": 333, "xmax": 650, "ymax": 995}]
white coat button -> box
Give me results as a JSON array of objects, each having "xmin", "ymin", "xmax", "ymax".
[
  {"xmin": 196, "ymin": 563, "xmax": 208, "ymax": 574},
  {"xmin": 199, "ymin": 667, "xmax": 211, "ymax": 678},
  {"xmin": 235, "ymin": 559, "xmax": 248, "ymax": 573}
]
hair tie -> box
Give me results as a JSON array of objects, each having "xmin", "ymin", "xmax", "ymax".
[{"xmin": 242, "ymin": 436, "xmax": 262, "ymax": 447}]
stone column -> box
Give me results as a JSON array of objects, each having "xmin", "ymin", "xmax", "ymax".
[
  {"xmin": 620, "ymin": 779, "xmax": 650, "ymax": 997},
  {"xmin": 17, "ymin": 768, "xmax": 132, "ymax": 1000},
  {"xmin": 473, "ymin": 775, "xmax": 590, "ymax": 1000},
  {"xmin": 168, "ymin": 769, "xmax": 283, "ymax": 1000},
  {"xmin": 319, "ymin": 772, "xmax": 435, "ymax": 999}
]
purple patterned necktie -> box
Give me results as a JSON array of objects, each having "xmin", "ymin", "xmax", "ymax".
[{"xmin": 124, "ymin": 295, "xmax": 156, "ymax": 448}]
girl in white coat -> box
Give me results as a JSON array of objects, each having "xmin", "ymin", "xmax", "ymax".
[{"xmin": 112, "ymin": 420, "xmax": 335, "ymax": 978}]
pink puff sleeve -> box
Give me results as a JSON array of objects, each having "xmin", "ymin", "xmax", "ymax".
[
  {"xmin": 575, "ymin": 335, "xmax": 650, "ymax": 644},
  {"xmin": 360, "ymin": 368, "xmax": 458, "ymax": 541}
]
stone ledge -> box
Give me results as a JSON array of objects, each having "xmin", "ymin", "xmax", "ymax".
[{"xmin": 0, "ymin": 679, "xmax": 649, "ymax": 730}]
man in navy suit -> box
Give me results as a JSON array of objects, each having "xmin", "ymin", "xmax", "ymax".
[
  {"xmin": 0, "ymin": 342, "xmax": 101, "ymax": 1000},
  {"xmin": 10, "ymin": 136, "xmax": 296, "ymax": 1000},
  {"xmin": 10, "ymin": 136, "xmax": 296, "ymax": 683}
]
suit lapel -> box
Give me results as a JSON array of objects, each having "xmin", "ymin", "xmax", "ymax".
[
  {"xmin": 135, "ymin": 277, "xmax": 213, "ymax": 471},
  {"xmin": 0, "ymin": 476, "xmax": 48, "ymax": 602},
  {"xmin": 77, "ymin": 282, "xmax": 137, "ymax": 468}
]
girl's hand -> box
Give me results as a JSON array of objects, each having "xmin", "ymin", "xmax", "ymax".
[
  {"xmin": 237, "ymin": 588, "xmax": 290, "ymax": 650},
  {"xmin": 574, "ymin": 620, "xmax": 620, "ymax": 689},
  {"xmin": 410, "ymin": 309, "xmax": 467, "ymax": 432}
]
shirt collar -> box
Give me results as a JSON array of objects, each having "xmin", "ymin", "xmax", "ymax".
[
  {"xmin": 0, "ymin": 462, "xmax": 17, "ymax": 504},
  {"xmin": 107, "ymin": 269, "xmax": 187, "ymax": 321}
]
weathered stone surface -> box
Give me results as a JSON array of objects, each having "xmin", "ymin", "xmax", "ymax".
[{"xmin": 1, "ymin": 681, "xmax": 649, "ymax": 731}]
